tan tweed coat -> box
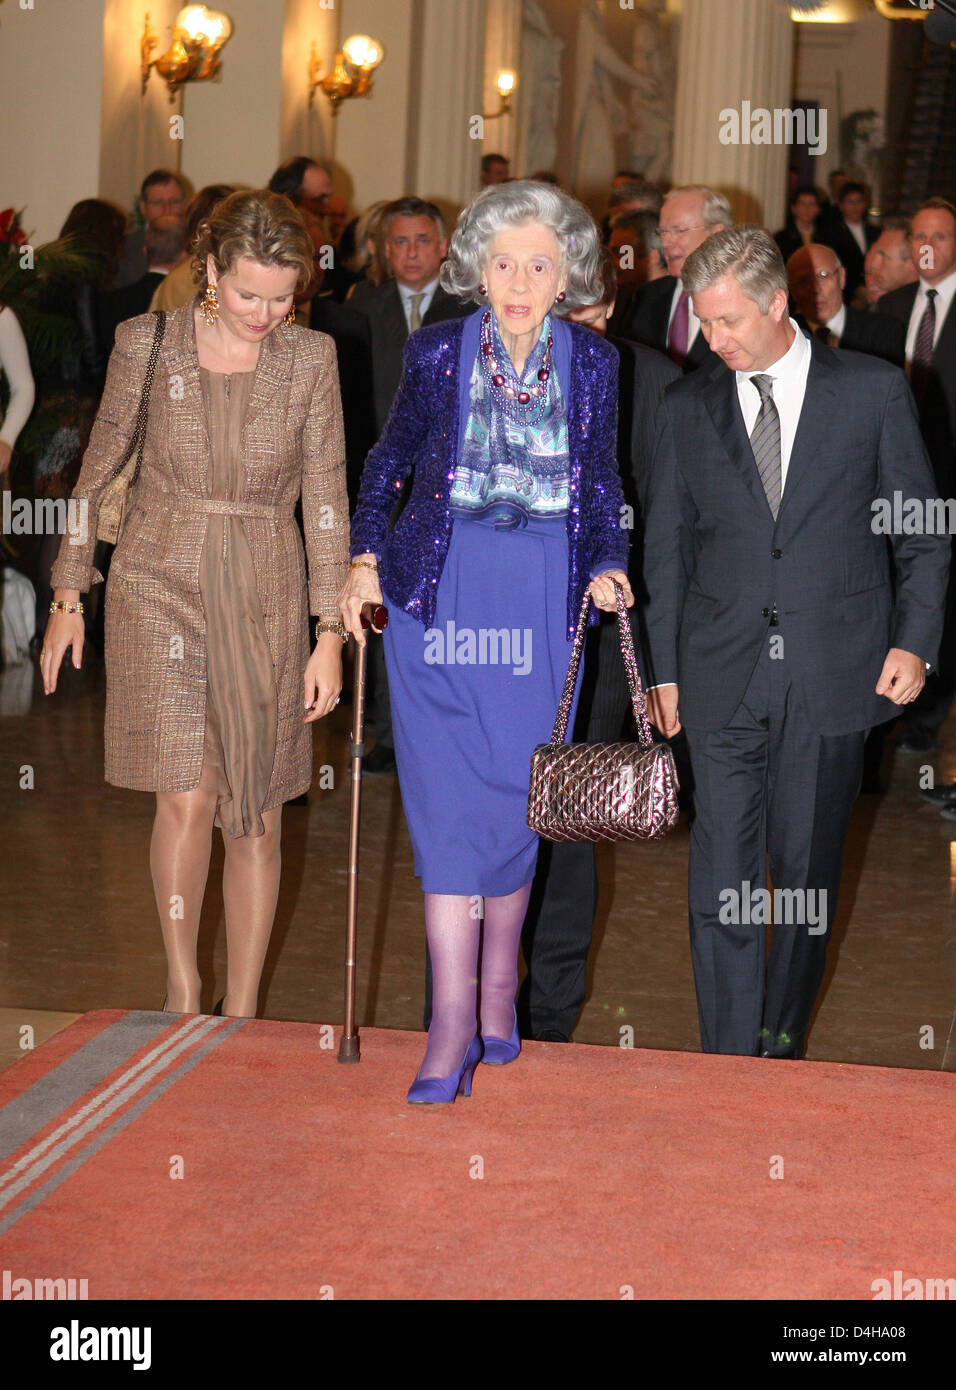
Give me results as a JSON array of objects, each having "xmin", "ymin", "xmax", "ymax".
[{"xmin": 50, "ymin": 299, "xmax": 350, "ymax": 797}]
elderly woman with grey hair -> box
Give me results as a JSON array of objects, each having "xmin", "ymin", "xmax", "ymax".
[{"xmin": 339, "ymin": 180, "xmax": 632, "ymax": 1103}]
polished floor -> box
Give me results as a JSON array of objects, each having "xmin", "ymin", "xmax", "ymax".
[{"xmin": 1, "ymin": 646, "xmax": 954, "ymax": 1074}]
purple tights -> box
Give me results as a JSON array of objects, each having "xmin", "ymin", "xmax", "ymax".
[{"xmin": 418, "ymin": 882, "xmax": 532, "ymax": 1079}]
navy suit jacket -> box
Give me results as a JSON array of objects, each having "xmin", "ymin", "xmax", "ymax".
[
  {"xmin": 350, "ymin": 308, "xmax": 629, "ymax": 637},
  {"xmin": 641, "ymin": 337, "xmax": 950, "ymax": 734}
]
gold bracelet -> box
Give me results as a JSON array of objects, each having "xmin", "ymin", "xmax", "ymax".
[
  {"xmin": 349, "ymin": 559, "xmax": 378, "ymax": 572},
  {"xmin": 316, "ymin": 619, "xmax": 347, "ymax": 643},
  {"xmin": 50, "ymin": 600, "xmax": 84, "ymax": 615}
]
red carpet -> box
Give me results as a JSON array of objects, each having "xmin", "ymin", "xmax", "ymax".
[{"xmin": 0, "ymin": 1010, "xmax": 952, "ymax": 1300}]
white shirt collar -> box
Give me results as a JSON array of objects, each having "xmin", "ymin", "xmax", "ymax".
[
  {"xmin": 399, "ymin": 277, "xmax": 439, "ymax": 303},
  {"xmin": 735, "ymin": 317, "xmax": 809, "ymax": 388},
  {"xmin": 917, "ymin": 266, "xmax": 956, "ymax": 311}
]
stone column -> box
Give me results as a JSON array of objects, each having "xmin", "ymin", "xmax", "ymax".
[
  {"xmin": 482, "ymin": 0, "xmax": 522, "ymax": 170},
  {"xmin": 409, "ymin": 0, "xmax": 486, "ymax": 219},
  {"xmin": 334, "ymin": 0, "xmax": 417, "ymax": 209},
  {"xmin": 671, "ymin": 0, "xmax": 795, "ymax": 229}
]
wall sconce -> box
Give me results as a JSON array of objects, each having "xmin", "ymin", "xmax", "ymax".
[
  {"xmin": 308, "ymin": 34, "xmax": 386, "ymax": 114},
  {"xmin": 788, "ymin": 0, "xmax": 867, "ymax": 19},
  {"xmin": 482, "ymin": 70, "xmax": 517, "ymax": 120},
  {"xmin": 141, "ymin": 6, "xmax": 234, "ymax": 103}
]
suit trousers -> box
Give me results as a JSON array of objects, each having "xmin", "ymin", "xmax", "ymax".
[{"xmin": 684, "ymin": 635, "xmax": 865, "ymax": 1057}]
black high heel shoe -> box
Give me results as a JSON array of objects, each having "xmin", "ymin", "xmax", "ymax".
[{"xmin": 213, "ymin": 998, "xmax": 225, "ymax": 1016}]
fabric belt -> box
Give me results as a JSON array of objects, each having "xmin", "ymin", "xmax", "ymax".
[{"xmin": 135, "ymin": 484, "xmax": 296, "ymax": 520}]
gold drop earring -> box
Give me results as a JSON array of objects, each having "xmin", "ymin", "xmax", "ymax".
[
  {"xmin": 200, "ymin": 281, "xmax": 220, "ymax": 325},
  {"xmin": 284, "ymin": 304, "xmax": 298, "ymax": 327}
]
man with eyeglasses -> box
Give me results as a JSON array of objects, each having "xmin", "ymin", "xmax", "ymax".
[
  {"xmin": 623, "ymin": 184, "xmax": 731, "ymax": 371},
  {"xmin": 787, "ymin": 244, "xmax": 904, "ymax": 366},
  {"xmin": 112, "ymin": 169, "xmax": 186, "ymax": 291}
]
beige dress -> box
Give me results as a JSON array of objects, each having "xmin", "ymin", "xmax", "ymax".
[
  {"xmin": 198, "ymin": 367, "xmax": 277, "ymax": 839},
  {"xmin": 51, "ymin": 305, "xmax": 350, "ymax": 800}
]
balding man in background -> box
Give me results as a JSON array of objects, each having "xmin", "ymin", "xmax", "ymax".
[{"xmin": 787, "ymin": 243, "xmax": 904, "ymax": 366}]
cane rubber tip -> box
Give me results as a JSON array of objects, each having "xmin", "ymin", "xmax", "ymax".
[{"xmin": 337, "ymin": 1036, "xmax": 361, "ymax": 1063}]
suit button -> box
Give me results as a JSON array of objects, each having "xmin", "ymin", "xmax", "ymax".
[
  {"xmin": 761, "ymin": 607, "xmax": 770, "ymax": 617},
  {"xmin": 771, "ymin": 549, "xmax": 782, "ymax": 558}
]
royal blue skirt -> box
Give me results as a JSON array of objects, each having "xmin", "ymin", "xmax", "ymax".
[{"xmin": 383, "ymin": 513, "xmax": 581, "ymax": 895}]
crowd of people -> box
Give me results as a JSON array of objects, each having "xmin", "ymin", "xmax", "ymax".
[{"xmin": 3, "ymin": 148, "xmax": 954, "ymax": 1101}]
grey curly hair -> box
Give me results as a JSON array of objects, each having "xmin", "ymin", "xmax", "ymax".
[{"xmin": 439, "ymin": 180, "xmax": 604, "ymax": 309}]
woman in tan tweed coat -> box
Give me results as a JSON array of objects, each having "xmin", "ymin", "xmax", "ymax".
[{"xmin": 42, "ymin": 191, "xmax": 350, "ymax": 1018}]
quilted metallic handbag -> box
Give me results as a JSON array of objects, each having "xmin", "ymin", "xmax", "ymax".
[{"xmin": 528, "ymin": 583, "xmax": 680, "ymax": 843}]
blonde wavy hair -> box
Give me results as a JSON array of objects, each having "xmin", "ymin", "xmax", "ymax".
[{"xmin": 192, "ymin": 189, "xmax": 315, "ymax": 294}]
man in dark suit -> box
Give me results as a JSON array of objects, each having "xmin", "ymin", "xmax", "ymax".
[
  {"xmin": 817, "ymin": 181, "xmax": 879, "ymax": 304},
  {"xmin": 641, "ymin": 228, "xmax": 948, "ymax": 1059},
  {"xmin": 787, "ymin": 244, "xmax": 905, "ymax": 366},
  {"xmin": 864, "ymin": 218, "xmax": 918, "ymax": 307},
  {"xmin": 355, "ymin": 197, "xmax": 472, "ymax": 770},
  {"xmin": 878, "ymin": 198, "xmax": 956, "ymax": 757},
  {"xmin": 517, "ymin": 254, "xmax": 680, "ymax": 1042},
  {"xmin": 623, "ymin": 185, "xmax": 731, "ymax": 372},
  {"xmin": 357, "ymin": 197, "xmax": 473, "ymax": 435}
]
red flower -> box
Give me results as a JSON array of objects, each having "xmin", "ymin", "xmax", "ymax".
[{"xmin": 0, "ymin": 208, "xmax": 27, "ymax": 247}]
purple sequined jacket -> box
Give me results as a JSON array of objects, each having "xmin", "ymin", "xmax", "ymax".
[{"xmin": 350, "ymin": 307, "xmax": 628, "ymax": 637}]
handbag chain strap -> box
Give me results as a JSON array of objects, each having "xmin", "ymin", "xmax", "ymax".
[
  {"xmin": 550, "ymin": 583, "xmax": 654, "ymax": 750},
  {"xmin": 118, "ymin": 309, "xmax": 167, "ymax": 482}
]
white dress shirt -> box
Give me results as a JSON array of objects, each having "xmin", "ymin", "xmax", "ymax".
[
  {"xmin": 735, "ymin": 318, "xmax": 812, "ymax": 491},
  {"xmin": 903, "ymin": 267, "xmax": 956, "ymax": 364},
  {"xmin": 669, "ymin": 277, "xmax": 701, "ymax": 352},
  {"xmin": 824, "ymin": 303, "xmax": 846, "ymax": 342},
  {"xmin": 398, "ymin": 277, "xmax": 439, "ymax": 332}
]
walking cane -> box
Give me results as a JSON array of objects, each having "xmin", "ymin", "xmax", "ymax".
[{"xmin": 338, "ymin": 600, "xmax": 388, "ymax": 1064}]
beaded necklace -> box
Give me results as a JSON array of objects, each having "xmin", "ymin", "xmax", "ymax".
[{"xmin": 479, "ymin": 309, "xmax": 553, "ymax": 426}]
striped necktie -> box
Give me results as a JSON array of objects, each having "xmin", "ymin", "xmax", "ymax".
[
  {"xmin": 749, "ymin": 374, "xmax": 782, "ymax": 520},
  {"xmin": 911, "ymin": 288, "xmax": 938, "ymax": 406}
]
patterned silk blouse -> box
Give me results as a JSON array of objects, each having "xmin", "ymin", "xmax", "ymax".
[{"xmin": 449, "ymin": 312, "xmax": 571, "ymax": 526}]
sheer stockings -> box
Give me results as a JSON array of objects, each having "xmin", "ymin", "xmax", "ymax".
[{"xmin": 152, "ymin": 753, "xmax": 281, "ymax": 1017}]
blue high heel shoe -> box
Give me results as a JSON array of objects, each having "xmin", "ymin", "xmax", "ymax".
[
  {"xmin": 481, "ymin": 1007, "xmax": 521, "ymax": 1066},
  {"xmin": 406, "ymin": 1036, "xmax": 482, "ymax": 1105}
]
